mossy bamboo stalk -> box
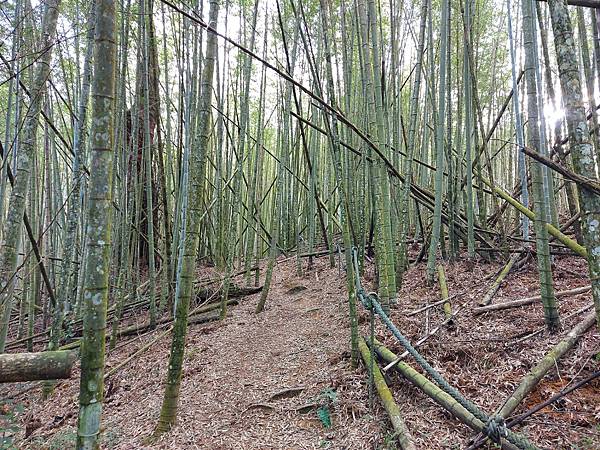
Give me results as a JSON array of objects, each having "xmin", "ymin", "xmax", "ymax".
[
  {"xmin": 547, "ymin": 0, "xmax": 600, "ymax": 331},
  {"xmin": 76, "ymin": 0, "xmax": 117, "ymax": 445},
  {"xmin": 151, "ymin": 0, "xmax": 220, "ymax": 437},
  {"xmin": 358, "ymin": 338, "xmax": 415, "ymax": 450}
]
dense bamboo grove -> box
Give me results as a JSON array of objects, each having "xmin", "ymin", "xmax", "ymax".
[{"xmin": 0, "ymin": 0, "xmax": 600, "ymax": 447}]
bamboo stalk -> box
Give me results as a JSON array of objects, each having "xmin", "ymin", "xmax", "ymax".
[
  {"xmin": 358, "ymin": 338, "xmax": 416, "ymax": 450},
  {"xmin": 371, "ymin": 338, "xmax": 520, "ymax": 450}
]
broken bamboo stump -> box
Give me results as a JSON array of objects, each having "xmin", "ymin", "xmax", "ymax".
[
  {"xmin": 478, "ymin": 252, "xmax": 521, "ymax": 306},
  {"xmin": 0, "ymin": 351, "xmax": 77, "ymax": 383},
  {"xmin": 437, "ymin": 265, "xmax": 454, "ymax": 325}
]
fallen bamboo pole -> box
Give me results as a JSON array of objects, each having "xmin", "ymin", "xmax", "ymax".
[
  {"xmin": 59, "ymin": 300, "xmax": 235, "ymax": 351},
  {"xmin": 105, "ymin": 327, "xmax": 173, "ymax": 380},
  {"xmin": 479, "ymin": 252, "xmax": 521, "ymax": 306},
  {"xmin": 0, "ymin": 351, "xmax": 77, "ymax": 383},
  {"xmin": 371, "ymin": 338, "xmax": 521, "ymax": 450},
  {"xmin": 358, "ymin": 338, "xmax": 416, "ymax": 450},
  {"xmin": 497, "ymin": 312, "xmax": 596, "ymax": 418},
  {"xmin": 474, "ymin": 285, "xmax": 591, "ymax": 315}
]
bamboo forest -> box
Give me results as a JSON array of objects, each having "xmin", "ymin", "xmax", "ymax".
[{"xmin": 1, "ymin": 0, "xmax": 600, "ymax": 448}]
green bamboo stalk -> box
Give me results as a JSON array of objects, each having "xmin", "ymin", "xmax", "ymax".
[
  {"xmin": 548, "ymin": 0, "xmax": 600, "ymax": 330},
  {"xmin": 521, "ymin": 0, "xmax": 559, "ymax": 332},
  {"xmin": 151, "ymin": 0, "xmax": 220, "ymax": 437},
  {"xmin": 0, "ymin": 0, "xmax": 61, "ymax": 353},
  {"xmin": 76, "ymin": 0, "xmax": 117, "ymax": 445},
  {"xmin": 426, "ymin": 0, "xmax": 450, "ymax": 284}
]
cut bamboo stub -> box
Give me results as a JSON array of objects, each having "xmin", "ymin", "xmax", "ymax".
[
  {"xmin": 474, "ymin": 285, "xmax": 591, "ymax": 314},
  {"xmin": 358, "ymin": 338, "xmax": 416, "ymax": 450},
  {"xmin": 437, "ymin": 265, "xmax": 454, "ymax": 325}
]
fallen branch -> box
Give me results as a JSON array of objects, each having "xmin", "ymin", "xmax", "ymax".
[{"xmin": 474, "ymin": 285, "xmax": 591, "ymax": 315}]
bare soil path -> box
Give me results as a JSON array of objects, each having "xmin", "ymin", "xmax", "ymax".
[{"xmin": 11, "ymin": 257, "xmax": 384, "ymax": 450}]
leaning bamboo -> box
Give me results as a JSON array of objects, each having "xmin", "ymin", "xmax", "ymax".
[
  {"xmin": 487, "ymin": 180, "xmax": 587, "ymax": 257},
  {"xmin": 371, "ymin": 339, "xmax": 520, "ymax": 450},
  {"xmin": 357, "ymin": 338, "xmax": 415, "ymax": 450},
  {"xmin": 522, "ymin": 147, "xmax": 600, "ymax": 196},
  {"xmin": 497, "ymin": 312, "xmax": 596, "ymax": 418},
  {"xmin": 474, "ymin": 285, "xmax": 591, "ymax": 315}
]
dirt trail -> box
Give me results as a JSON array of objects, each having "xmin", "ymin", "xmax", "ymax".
[
  {"xmin": 3, "ymin": 254, "xmax": 599, "ymax": 449},
  {"xmin": 13, "ymin": 258, "xmax": 384, "ymax": 449}
]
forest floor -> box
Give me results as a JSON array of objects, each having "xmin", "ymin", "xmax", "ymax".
[{"xmin": 1, "ymin": 251, "xmax": 599, "ymax": 449}]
